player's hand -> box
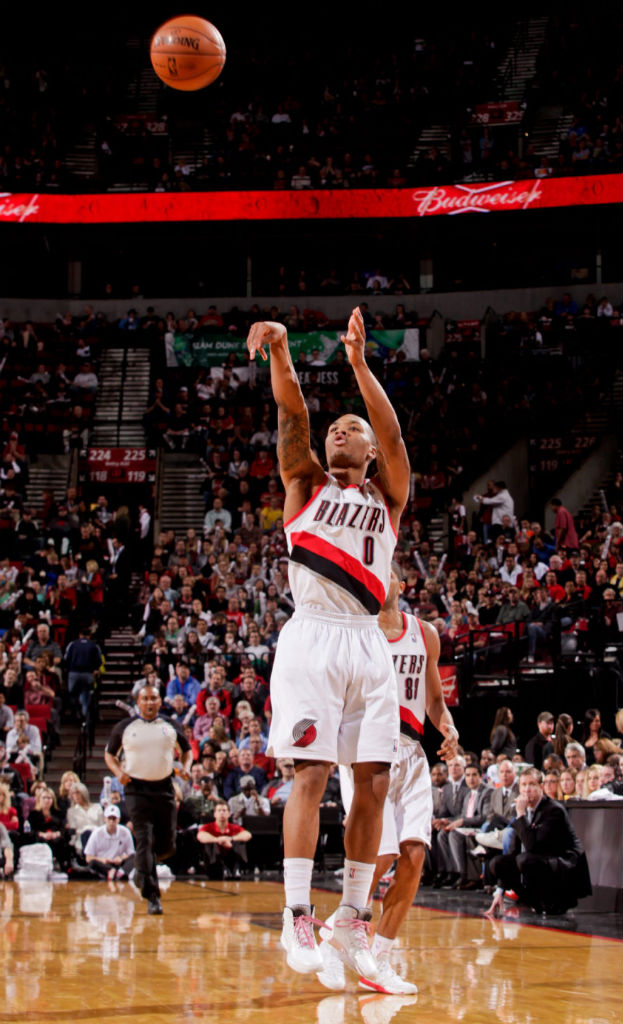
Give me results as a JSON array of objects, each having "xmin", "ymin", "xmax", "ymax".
[
  {"xmin": 340, "ymin": 307, "xmax": 366, "ymax": 366},
  {"xmin": 119, "ymin": 772, "xmax": 131, "ymax": 786},
  {"xmin": 437, "ymin": 725, "xmax": 459, "ymax": 762},
  {"xmin": 247, "ymin": 321, "xmax": 287, "ymax": 361}
]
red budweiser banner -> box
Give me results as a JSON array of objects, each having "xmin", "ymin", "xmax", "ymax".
[
  {"xmin": 439, "ymin": 666, "xmax": 459, "ymax": 708},
  {"xmin": 0, "ymin": 174, "xmax": 620, "ymax": 224}
]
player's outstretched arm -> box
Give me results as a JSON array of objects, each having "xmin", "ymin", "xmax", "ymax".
[
  {"xmin": 421, "ymin": 620, "xmax": 459, "ymax": 761},
  {"xmin": 247, "ymin": 321, "xmax": 324, "ymax": 499},
  {"xmin": 341, "ymin": 307, "xmax": 410, "ymax": 524}
]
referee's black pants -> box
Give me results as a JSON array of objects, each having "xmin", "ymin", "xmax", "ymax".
[{"xmin": 125, "ymin": 777, "xmax": 176, "ymax": 899}]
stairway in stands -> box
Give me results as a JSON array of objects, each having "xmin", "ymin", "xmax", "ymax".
[
  {"xmin": 495, "ymin": 17, "xmax": 549, "ymax": 101},
  {"xmin": 409, "ymin": 17, "xmax": 550, "ymax": 179},
  {"xmin": 429, "ymin": 515, "xmax": 447, "ymax": 555},
  {"xmin": 63, "ymin": 131, "xmax": 98, "ymax": 182},
  {"xmin": 91, "ymin": 348, "xmax": 151, "ymax": 446},
  {"xmin": 99, "ymin": 618, "xmax": 144, "ymax": 715},
  {"xmin": 583, "ymin": 369, "xmax": 623, "ymax": 435},
  {"xmin": 45, "ymin": 577, "xmax": 145, "ymax": 790},
  {"xmin": 566, "ymin": 368, "xmax": 623, "ymax": 522},
  {"xmin": 409, "ymin": 123, "xmax": 452, "ymax": 169},
  {"xmin": 77, "ymin": 583, "xmax": 146, "ymax": 789},
  {"xmin": 157, "ymin": 451, "xmax": 206, "ymax": 536},
  {"xmin": 527, "ymin": 107, "xmax": 575, "ymax": 164},
  {"xmin": 24, "ymin": 454, "xmax": 71, "ymax": 514}
]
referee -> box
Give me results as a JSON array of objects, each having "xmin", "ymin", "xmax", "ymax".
[{"xmin": 104, "ymin": 683, "xmax": 192, "ymax": 914}]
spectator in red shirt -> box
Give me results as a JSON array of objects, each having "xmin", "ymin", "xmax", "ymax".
[
  {"xmin": 249, "ymin": 449, "xmax": 275, "ymax": 480},
  {"xmin": 248, "ymin": 734, "xmax": 275, "ymax": 779},
  {"xmin": 23, "ymin": 668, "xmax": 57, "ymax": 717},
  {"xmin": 196, "ymin": 673, "xmax": 233, "ymax": 719},
  {"xmin": 225, "ymin": 597, "xmax": 244, "ymax": 631},
  {"xmin": 544, "ymin": 570, "xmax": 566, "ymax": 603},
  {"xmin": 199, "ymin": 305, "xmax": 224, "ymax": 328},
  {"xmin": 0, "ymin": 782, "xmax": 18, "ymax": 831},
  {"xmin": 551, "ymin": 499, "xmax": 579, "ymax": 552},
  {"xmin": 415, "ymin": 587, "xmax": 438, "ymax": 622},
  {"xmin": 197, "ymin": 800, "xmax": 251, "ymax": 878}
]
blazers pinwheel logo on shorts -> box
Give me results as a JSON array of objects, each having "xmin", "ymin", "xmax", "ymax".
[{"xmin": 292, "ymin": 718, "xmax": 317, "ymax": 747}]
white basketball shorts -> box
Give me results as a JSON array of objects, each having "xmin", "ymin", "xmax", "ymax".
[
  {"xmin": 340, "ymin": 738, "xmax": 433, "ymax": 853},
  {"xmin": 267, "ymin": 608, "xmax": 399, "ymax": 765}
]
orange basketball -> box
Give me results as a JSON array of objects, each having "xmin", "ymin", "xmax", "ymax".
[{"xmin": 150, "ymin": 15, "xmax": 226, "ymax": 91}]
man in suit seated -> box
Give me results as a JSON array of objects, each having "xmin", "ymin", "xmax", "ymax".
[
  {"xmin": 431, "ymin": 754, "xmax": 468, "ymax": 887},
  {"xmin": 431, "ymin": 762, "xmax": 448, "ymax": 816},
  {"xmin": 440, "ymin": 763, "xmax": 492, "ymax": 889},
  {"xmin": 485, "ymin": 767, "xmax": 591, "ymax": 917},
  {"xmin": 474, "ymin": 758, "xmax": 520, "ymax": 853}
]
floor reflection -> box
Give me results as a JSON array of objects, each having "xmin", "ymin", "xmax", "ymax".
[{"xmin": 0, "ymin": 881, "xmax": 619, "ymax": 1024}]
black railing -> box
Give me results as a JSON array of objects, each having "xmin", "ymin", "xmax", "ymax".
[
  {"xmin": 72, "ymin": 688, "xmax": 99, "ymax": 780},
  {"xmin": 453, "ymin": 621, "xmax": 529, "ymax": 694},
  {"xmin": 73, "ymin": 723, "xmax": 89, "ymax": 781}
]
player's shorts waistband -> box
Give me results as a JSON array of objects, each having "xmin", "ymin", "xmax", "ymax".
[{"xmin": 292, "ymin": 607, "xmax": 379, "ymax": 629}]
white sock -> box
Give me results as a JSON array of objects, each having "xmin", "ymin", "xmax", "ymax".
[
  {"xmin": 284, "ymin": 857, "xmax": 313, "ymax": 909},
  {"xmin": 341, "ymin": 859, "xmax": 375, "ymax": 912},
  {"xmin": 372, "ymin": 933, "xmax": 395, "ymax": 961}
]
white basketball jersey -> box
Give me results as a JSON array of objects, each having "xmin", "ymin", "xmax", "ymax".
[
  {"xmin": 387, "ymin": 612, "xmax": 428, "ymax": 743},
  {"xmin": 284, "ymin": 472, "xmax": 396, "ymax": 615}
]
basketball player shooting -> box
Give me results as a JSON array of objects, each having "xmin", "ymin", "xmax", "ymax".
[
  {"xmin": 247, "ymin": 307, "xmax": 410, "ymax": 980},
  {"xmin": 317, "ymin": 565, "xmax": 460, "ymax": 993}
]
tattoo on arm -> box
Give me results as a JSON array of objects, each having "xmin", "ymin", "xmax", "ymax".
[
  {"xmin": 278, "ymin": 408, "xmax": 312, "ymax": 474},
  {"xmin": 375, "ymin": 448, "xmax": 393, "ymax": 495}
]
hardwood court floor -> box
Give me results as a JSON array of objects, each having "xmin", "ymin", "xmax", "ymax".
[{"xmin": 1, "ymin": 879, "xmax": 621, "ymax": 1024}]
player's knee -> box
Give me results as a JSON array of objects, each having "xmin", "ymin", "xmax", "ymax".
[
  {"xmin": 377, "ymin": 853, "xmax": 396, "ymax": 877},
  {"xmin": 353, "ymin": 762, "xmax": 390, "ymax": 804},
  {"xmin": 401, "ymin": 840, "xmax": 426, "ymax": 870},
  {"xmin": 367, "ymin": 776, "xmax": 389, "ymax": 813},
  {"xmin": 292, "ymin": 761, "xmax": 329, "ymax": 801}
]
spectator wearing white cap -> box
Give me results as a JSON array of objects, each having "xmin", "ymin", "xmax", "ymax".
[{"xmin": 84, "ymin": 804, "xmax": 135, "ymax": 881}]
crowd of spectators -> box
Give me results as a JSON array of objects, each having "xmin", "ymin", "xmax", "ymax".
[
  {"xmin": 141, "ymin": 290, "xmax": 621, "ymax": 518},
  {"xmin": 0, "ymin": 312, "xmax": 104, "ymax": 457},
  {"xmin": 426, "ymin": 708, "xmax": 622, "ymax": 899},
  {"xmin": 1, "ymin": 12, "xmax": 620, "ymax": 194},
  {"xmin": 2, "ymin": 698, "xmax": 620, "ymax": 897},
  {"xmin": 0, "ymin": 282, "xmax": 621, "ymax": 890},
  {"xmin": 117, "ymin": 11, "xmax": 623, "ymax": 193},
  {"xmin": 531, "ymin": 13, "xmax": 623, "ymax": 178},
  {"xmin": 418, "ymin": 121, "xmax": 623, "ymax": 187},
  {"xmin": 0, "ymin": 441, "xmax": 152, "ymax": 878}
]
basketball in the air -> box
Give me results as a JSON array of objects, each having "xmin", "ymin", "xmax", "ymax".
[{"xmin": 150, "ymin": 16, "xmax": 226, "ymax": 91}]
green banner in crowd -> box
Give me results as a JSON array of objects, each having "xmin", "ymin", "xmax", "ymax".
[{"xmin": 171, "ymin": 329, "xmax": 419, "ymax": 367}]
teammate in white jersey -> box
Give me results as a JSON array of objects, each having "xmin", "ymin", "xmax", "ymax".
[
  {"xmin": 247, "ymin": 309, "xmax": 410, "ymax": 980},
  {"xmin": 318, "ymin": 565, "xmax": 459, "ymax": 993}
]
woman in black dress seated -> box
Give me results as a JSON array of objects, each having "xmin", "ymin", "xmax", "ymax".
[{"xmin": 26, "ymin": 785, "xmax": 71, "ymax": 871}]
